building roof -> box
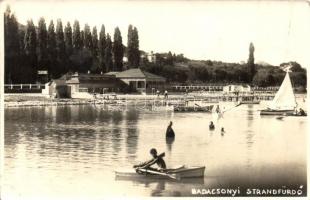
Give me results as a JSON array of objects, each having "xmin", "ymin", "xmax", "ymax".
[
  {"xmin": 113, "ymin": 68, "xmax": 165, "ymax": 82},
  {"xmin": 50, "ymin": 74, "xmax": 71, "ymax": 85},
  {"xmin": 66, "ymin": 72, "xmax": 115, "ymax": 84},
  {"xmin": 104, "ymin": 71, "xmax": 120, "ymax": 76}
]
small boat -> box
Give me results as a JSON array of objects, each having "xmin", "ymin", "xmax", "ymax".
[
  {"xmin": 151, "ymin": 105, "xmax": 174, "ymax": 111},
  {"xmin": 260, "ymin": 109, "xmax": 295, "ymax": 116},
  {"xmin": 260, "ymin": 70, "xmax": 297, "ymax": 115},
  {"xmin": 173, "ymin": 105, "xmax": 212, "ymax": 112},
  {"xmin": 115, "ymin": 166, "xmax": 205, "ymax": 180},
  {"xmin": 239, "ymin": 100, "xmax": 260, "ymax": 105}
]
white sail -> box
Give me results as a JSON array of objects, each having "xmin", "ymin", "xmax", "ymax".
[{"xmin": 268, "ymin": 72, "xmax": 297, "ymax": 111}]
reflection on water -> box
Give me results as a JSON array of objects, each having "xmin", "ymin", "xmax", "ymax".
[
  {"xmin": 3, "ymin": 101, "xmax": 307, "ymax": 198},
  {"xmin": 166, "ymin": 137, "xmax": 175, "ymax": 152},
  {"xmin": 246, "ymin": 105, "xmax": 254, "ymax": 168}
]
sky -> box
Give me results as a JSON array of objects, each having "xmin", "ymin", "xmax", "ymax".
[{"xmin": 3, "ymin": 0, "xmax": 310, "ymax": 68}]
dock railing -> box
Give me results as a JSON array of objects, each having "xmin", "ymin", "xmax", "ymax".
[
  {"xmin": 4, "ymin": 84, "xmax": 46, "ymax": 93},
  {"xmin": 4, "ymin": 84, "xmax": 45, "ymax": 90}
]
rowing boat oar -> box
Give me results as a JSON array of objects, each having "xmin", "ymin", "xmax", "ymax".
[{"xmin": 137, "ymin": 168, "xmax": 180, "ymax": 180}]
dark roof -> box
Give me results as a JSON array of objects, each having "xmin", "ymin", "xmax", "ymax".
[
  {"xmin": 66, "ymin": 73, "xmax": 115, "ymax": 84},
  {"xmin": 114, "ymin": 68, "xmax": 165, "ymax": 82},
  {"xmin": 51, "ymin": 74, "xmax": 71, "ymax": 85}
]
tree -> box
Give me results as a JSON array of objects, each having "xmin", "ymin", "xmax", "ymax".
[
  {"xmin": 247, "ymin": 42, "xmax": 255, "ymax": 82},
  {"xmin": 105, "ymin": 33, "xmax": 113, "ymax": 72},
  {"xmin": 91, "ymin": 26, "xmax": 98, "ymax": 58},
  {"xmin": 214, "ymin": 69, "xmax": 227, "ymax": 82},
  {"xmin": 80, "ymin": 30, "xmax": 84, "ymax": 47},
  {"xmin": 127, "ymin": 25, "xmax": 140, "ymax": 67},
  {"xmin": 90, "ymin": 26, "xmax": 99, "ymax": 73},
  {"xmin": 47, "ymin": 20, "xmax": 57, "ymax": 78},
  {"xmin": 83, "ymin": 24, "xmax": 92, "ymax": 49},
  {"xmin": 112, "ymin": 27, "xmax": 124, "ymax": 71},
  {"xmin": 72, "ymin": 20, "xmax": 82, "ymax": 50},
  {"xmin": 127, "ymin": 25, "xmax": 134, "ymax": 67},
  {"xmin": 280, "ymin": 61, "xmax": 305, "ymax": 72},
  {"xmin": 56, "ymin": 19, "xmax": 66, "ymax": 76},
  {"xmin": 24, "ymin": 19, "xmax": 37, "ymax": 83},
  {"xmin": 132, "ymin": 27, "xmax": 140, "ymax": 66},
  {"xmin": 18, "ymin": 28, "xmax": 26, "ymax": 79},
  {"xmin": 64, "ymin": 22, "xmax": 73, "ymax": 60},
  {"xmin": 37, "ymin": 17, "xmax": 48, "ymax": 71},
  {"xmin": 4, "ymin": 6, "xmax": 21, "ymax": 83},
  {"xmin": 98, "ymin": 25, "xmax": 106, "ymax": 72},
  {"xmin": 166, "ymin": 51, "xmax": 174, "ymax": 65}
]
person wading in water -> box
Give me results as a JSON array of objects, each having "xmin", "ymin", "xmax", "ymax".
[
  {"xmin": 133, "ymin": 148, "xmax": 167, "ymax": 171},
  {"xmin": 166, "ymin": 121, "xmax": 175, "ymax": 138},
  {"xmin": 209, "ymin": 121, "xmax": 215, "ymax": 130}
]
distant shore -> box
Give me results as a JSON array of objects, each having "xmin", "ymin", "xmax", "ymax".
[
  {"xmin": 4, "ymin": 93, "xmax": 185, "ymax": 108},
  {"xmin": 4, "ymin": 92, "xmax": 306, "ymax": 108}
]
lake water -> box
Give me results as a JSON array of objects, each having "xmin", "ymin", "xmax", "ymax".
[{"xmin": 3, "ymin": 98, "xmax": 307, "ymax": 199}]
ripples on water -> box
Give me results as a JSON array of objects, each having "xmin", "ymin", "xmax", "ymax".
[{"xmin": 3, "ymin": 101, "xmax": 307, "ymax": 198}]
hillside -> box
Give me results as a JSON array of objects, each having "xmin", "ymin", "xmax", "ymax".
[{"xmin": 141, "ymin": 57, "xmax": 307, "ymax": 90}]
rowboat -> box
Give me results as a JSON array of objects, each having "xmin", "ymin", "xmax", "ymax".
[
  {"xmin": 115, "ymin": 166, "xmax": 205, "ymax": 180},
  {"xmin": 260, "ymin": 109, "xmax": 295, "ymax": 116},
  {"xmin": 174, "ymin": 105, "xmax": 212, "ymax": 112},
  {"xmin": 115, "ymin": 175, "xmax": 205, "ymax": 185}
]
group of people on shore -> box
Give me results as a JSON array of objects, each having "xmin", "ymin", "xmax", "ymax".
[{"xmin": 156, "ymin": 90, "xmax": 169, "ymax": 99}]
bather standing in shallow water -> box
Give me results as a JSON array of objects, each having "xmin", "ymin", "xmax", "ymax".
[
  {"xmin": 209, "ymin": 121, "xmax": 215, "ymax": 130},
  {"xmin": 166, "ymin": 121, "xmax": 175, "ymax": 138}
]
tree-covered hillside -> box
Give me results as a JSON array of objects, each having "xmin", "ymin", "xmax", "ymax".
[{"xmin": 4, "ymin": 6, "xmax": 307, "ymax": 90}]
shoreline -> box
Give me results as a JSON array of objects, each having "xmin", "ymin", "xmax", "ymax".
[{"xmin": 4, "ymin": 93, "xmax": 307, "ymax": 108}]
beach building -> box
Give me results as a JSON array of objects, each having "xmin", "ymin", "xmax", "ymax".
[
  {"xmin": 42, "ymin": 74, "xmax": 71, "ymax": 98},
  {"xmin": 223, "ymin": 84, "xmax": 251, "ymax": 94},
  {"xmin": 42, "ymin": 69, "xmax": 166, "ymax": 98},
  {"xmin": 109, "ymin": 68, "xmax": 166, "ymax": 94},
  {"xmin": 65, "ymin": 72, "xmax": 118, "ymax": 98}
]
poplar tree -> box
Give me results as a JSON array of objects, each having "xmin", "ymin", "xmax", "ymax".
[
  {"xmin": 80, "ymin": 30, "xmax": 84, "ymax": 47},
  {"xmin": 105, "ymin": 33, "xmax": 113, "ymax": 72},
  {"xmin": 47, "ymin": 20, "xmax": 57, "ymax": 78},
  {"xmin": 24, "ymin": 19, "xmax": 37, "ymax": 83},
  {"xmin": 92, "ymin": 26, "xmax": 98, "ymax": 58},
  {"xmin": 4, "ymin": 6, "xmax": 21, "ymax": 83},
  {"xmin": 56, "ymin": 19, "xmax": 66, "ymax": 76},
  {"xmin": 98, "ymin": 25, "xmax": 106, "ymax": 72},
  {"xmin": 247, "ymin": 42, "xmax": 255, "ymax": 82},
  {"xmin": 132, "ymin": 27, "xmax": 140, "ymax": 66},
  {"xmin": 112, "ymin": 27, "xmax": 124, "ymax": 71},
  {"xmin": 64, "ymin": 22, "xmax": 73, "ymax": 58},
  {"xmin": 127, "ymin": 25, "xmax": 140, "ymax": 67},
  {"xmin": 37, "ymin": 17, "xmax": 48, "ymax": 71},
  {"xmin": 72, "ymin": 20, "xmax": 82, "ymax": 50},
  {"xmin": 83, "ymin": 24, "xmax": 92, "ymax": 49},
  {"xmin": 127, "ymin": 24, "xmax": 134, "ymax": 67}
]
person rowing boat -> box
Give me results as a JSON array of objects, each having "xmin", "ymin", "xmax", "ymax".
[{"xmin": 133, "ymin": 148, "xmax": 167, "ymax": 172}]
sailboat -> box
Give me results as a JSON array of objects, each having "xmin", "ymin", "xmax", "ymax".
[{"xmin": 260, "ymin": 71, "xmax": 297, "ymax": 115}]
